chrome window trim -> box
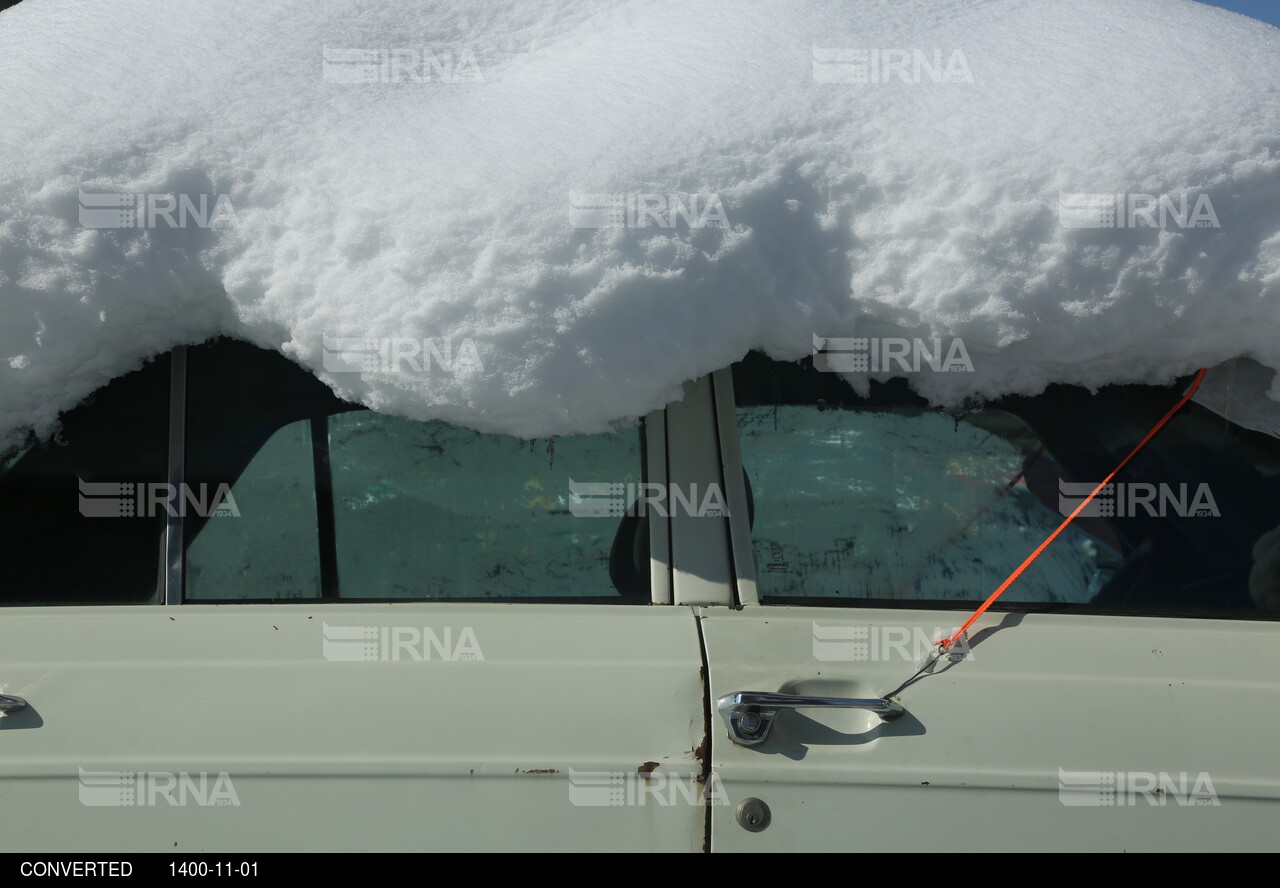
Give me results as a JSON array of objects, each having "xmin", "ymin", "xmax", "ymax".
[
  {"xmin": 664, "ymin": 375, "xmax": 735, "ymax": 606},
  {"xmin": 712, "ymin": 369, "xmax": 758, "ymax": 607},
  {"xmin": 645, "ymin": 409, "xmax": 673, "ymax": 605},
  {"xmin": 163, "ymin": 345, "xmax": 187, "ymax": 605}
]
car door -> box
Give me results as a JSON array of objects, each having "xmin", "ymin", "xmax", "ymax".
[
  {"xmin": 0, "ymin": 339, "xmax": 709, "ymax": 853},
  {"xmin": 699, "ymin": 352, "xmax": 1280, "ymax": 852}
]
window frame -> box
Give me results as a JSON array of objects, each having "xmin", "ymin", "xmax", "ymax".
[
  {"xmin": 717, "ymin": 355, "xmax": 1280, "ymax": 620},
  {"xmin": 131, "ymin": 344, "xmax": 673, "ymax": 606}
]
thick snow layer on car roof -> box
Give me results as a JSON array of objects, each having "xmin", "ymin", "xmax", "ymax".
[{"xmin": 1, "ymin": 0, "xmax": 1278, "ymax": 447}]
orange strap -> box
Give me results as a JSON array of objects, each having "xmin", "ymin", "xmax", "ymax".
[{"xmin": 939, "ymin": 368, "xmax": 1208, "ymax": 651}]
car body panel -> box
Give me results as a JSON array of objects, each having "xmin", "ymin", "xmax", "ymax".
[
  {"xmin": 7, "ymin": 347, "xmax": 1280, "ymax": 853},
  {"xmin": 701, "ymin": 606, "xmax": 1280, "ymax": 851},
  {"xmin": 0, "ymin": 604, "xmax": 707, "ymax": 852}
]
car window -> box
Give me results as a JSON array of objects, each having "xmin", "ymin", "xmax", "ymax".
[
  {"xmin": 183, "ymin": 339, "xmax": 647, "ymax": 601},
  {"xmin": 1, "ymin": 340, "xmax": 649, "ymax": 604},
  {"xmin": 327, "ymin": 411, "xmax": 643, "ymax": 599},
  {"xmin": 185, "ymin": 417, "xmax": 324, "ymax": 599},
  {"xmin": 732, "ymin": 351, "xmax": 1280, "ymax": 617},
  {"xmin": 0, "ymin": 354, "xmax": 170, "ymax": 605}
]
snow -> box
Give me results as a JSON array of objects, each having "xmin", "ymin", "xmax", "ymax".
[{"xmin": 1, "ymin": 0, "xmax": 1278, "ymax": 448}]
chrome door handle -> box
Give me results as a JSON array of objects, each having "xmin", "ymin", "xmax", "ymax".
[
  {"xmin": 717, "ymin": 691, "xmax": 904, "ymax": 746},
  {"xmin": 0, "ymin": 695, "xmax": 27, "ymax": 712}
]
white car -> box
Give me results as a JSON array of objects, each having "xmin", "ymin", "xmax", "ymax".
[{"xmin": 1, "ymin": 338, "xmax": 1278, "ymax": 852}]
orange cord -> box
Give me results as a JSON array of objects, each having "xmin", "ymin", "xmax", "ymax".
[{"xmin": 939, "ymin": 368, "xmax": 1208, "ymax": 651}]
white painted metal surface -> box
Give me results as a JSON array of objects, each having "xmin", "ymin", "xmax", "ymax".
[
  {"xmin": 0, "ymin": 605, "xmax": 706, "ymax": 852},
  {"xmin": 701, "ymin": 607, "xmax": 1280, "ymax": 851}
]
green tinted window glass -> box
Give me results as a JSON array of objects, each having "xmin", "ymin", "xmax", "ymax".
[
  {"xmin": 329, "ymin": 412, "xmax": 642, "ymax": 599},
  {"xmin": 734, "ymin": 352, "xmax": 1280, "ymax": 616},
  {"xmin": 185, "ymin": 418, "xmax": 322, "ymax": 600},
  {"xmin": 181, "ymin": 339, "xmax": 648, "ymax": 601}
]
